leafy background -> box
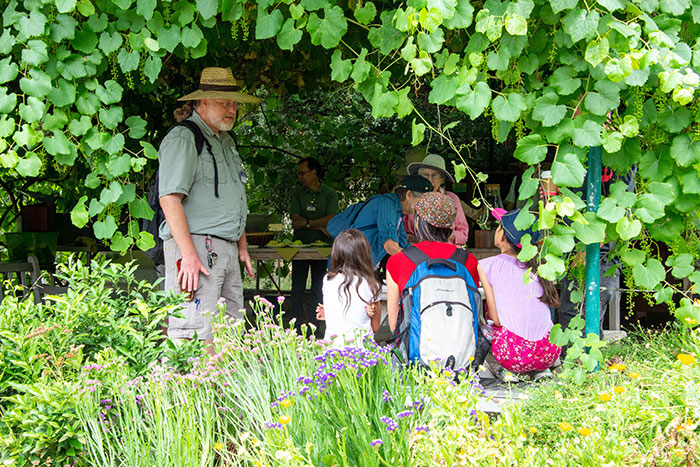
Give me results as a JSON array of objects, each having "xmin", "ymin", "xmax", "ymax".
[{"xmin": 1, "ymin": 0, "xmax": 699, "ymax": 318}]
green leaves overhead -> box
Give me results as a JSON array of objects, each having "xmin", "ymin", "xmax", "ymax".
[
  {"xmin": 307, "ymin": 6, "xmax": 347, "ymax": 49},
  {"xmin": 491, "ymin": 92, "xmax": 526, "ymax": 122},
  {"xmin": 0, "ymin": 0, "xmax": 697, "ymax": 316}
]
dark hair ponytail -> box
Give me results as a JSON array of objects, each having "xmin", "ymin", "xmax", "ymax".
[{"xmin": 502, "ymin": 235, "xmax": 560, "ymax": 308}]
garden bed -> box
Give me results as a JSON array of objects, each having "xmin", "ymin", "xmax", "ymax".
[{"xmin": 0, "ymin": 260, "xmax": 697, "ymax": 466}]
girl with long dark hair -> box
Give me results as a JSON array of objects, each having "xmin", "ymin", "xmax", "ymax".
[
  {"xmin": 321, "ymin": 229, "xmax": 382, "ymax": 347},
  {"xmin": 479, "ymin": 209, "xmax": 561, "ymax": 376}
]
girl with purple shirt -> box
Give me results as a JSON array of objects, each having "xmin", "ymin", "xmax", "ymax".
[{"xmin": 479, "ymin": 209, "xmax": 561, "ymax": 374}]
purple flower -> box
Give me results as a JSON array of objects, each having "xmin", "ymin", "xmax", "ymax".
[
  {"xmin": 370, "ymin": 439, "xmax": 383, "ymax": 447},
  {"xmin": 264, "ymin": 422, "xmax": 282, "ymax": 430},
  {"xmin": 277, "ymin": 295, "xmax": 286, "ymax": 304},
  {"xmin": 380, "ymin": 417, "xmax": 398, "ymax": 432},
  {"xmin": 382, "ymin": 389, "xmax": 392, "ymax": 403},
  {"xmin": 397, "ymin": 410, "xmax": 413, "ymax": 418},
  {"xmin": 415, "ymin": 426, "xmax": 429, "ymax": 433}
]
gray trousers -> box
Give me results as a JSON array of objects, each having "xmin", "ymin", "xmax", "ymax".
[{"xmin": 558, "ymin": 261, "xmax": 619, "ymax": 339}]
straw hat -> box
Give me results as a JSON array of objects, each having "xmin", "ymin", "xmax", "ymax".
[
  {"xmin": 178, "ymin": 67, "xmax": 261, "ymax": 103},
  {"xmin": 407, "ymin": 153, "xmax": 455, "ymax": 183}
]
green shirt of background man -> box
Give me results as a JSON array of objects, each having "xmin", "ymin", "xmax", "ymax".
[{"xmin": 290, "ymin": 183, "xmax": 339, "ymax": 243}]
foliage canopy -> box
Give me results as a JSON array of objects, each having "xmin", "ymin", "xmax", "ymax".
[{"xmin": 1, "ymin": 0, "xmax": 700, "ymax": 316}]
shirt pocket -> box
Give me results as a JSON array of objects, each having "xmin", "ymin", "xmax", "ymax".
[{"xmin": 197, "ymin": 153, "xmax": 230, "ymax": 185}]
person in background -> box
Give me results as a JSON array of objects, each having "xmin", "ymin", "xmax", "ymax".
[
  {"xmin": 326, "ymin": 175, "xmax": 433, "ymax": 273},
  {"xmin": 158, "ymin": 67, "xmax": 259, "ymax": 355},
  {"xmin": 319, "ymin": 229, "xmax": 382, "ymax": 347},
  {"xmin": 405, "ymin": 153, "xmax": 469, "ymax": 246},
  {"xmin": 289, "ymin": 157, "xmax": 339, "ymax": 330},
  {"xmin": 479, "ymin": 209, "xmax": 561, "ymax": 379}
]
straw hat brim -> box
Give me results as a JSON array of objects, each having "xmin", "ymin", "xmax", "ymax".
[
  {"xmin": 178, "ymin": 89, "xmax": 261, "ymax": 103},
  {"xmin": 407, "ymin": 162, "xmax": 455, "ymax": 183}
]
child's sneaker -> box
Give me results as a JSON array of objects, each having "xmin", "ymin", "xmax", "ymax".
[{"xmin": 531, "ymin": 368, "xmax": 554, "ymax": 381}]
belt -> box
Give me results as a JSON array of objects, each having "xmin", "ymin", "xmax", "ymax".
[{"xmin": 195, "ymin": 233, "xmax": 236, "ymax": 243}]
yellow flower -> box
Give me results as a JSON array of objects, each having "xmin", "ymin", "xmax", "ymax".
[
  {"xmin": 613, "ymin": 386, "xmax": 625, "ymax": 394},
  {"xmin": 280, "ymin": 398, "xmax": 291, "ymax": 408},
  {"xmin": 443, "ymin": 369, "xmax": 453, "ymax": 379},
  {"xmin": 677, "ymin": 353, "xmax": 696, "ymax": 365},
  {"xmin": 599, "ymin": 392, "xmax": 613, "ymax": 402},
  {"xmin": 685, "ymin": 317, "xmax": 698, "ymax": 325},
  {"xmin": 279, "ymin": 415, "xmax": 291, "ymax": 425},
  {"xmin": 558, "ymin": 422, "xmax": 573, "ymax": 432},
  {"xmin": 608, "ymin": 363, "xmax": 626, "ymax": 372},
  {"xmin": 578, "ymin": 427, "xmax": 592, "ymax": 437},
  {"xmin": 529, "ymin": 427, "xmax": 538, "ymax": 433},
  {"xmin": 628, "ymin": 372, "xmax": 640, "ymax": 379},
  {"xmin": 469, "ymin": 356, "xmax": 475, "ymax": 362},
  {"xmin": 214, "ymin": 442, "xmax": 224, "ymax": 451}
]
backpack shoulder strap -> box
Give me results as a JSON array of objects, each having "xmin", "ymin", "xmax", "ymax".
[
  {"xmin": 403, "ymin": 245, "xmax": 430, "ymax": 266},
  {"xmin": 448, "ymin": 247, "xmax": 468, "ymax": 265},
  {"xmin": 167, "ymin": 120, "xmax": 219, "ymax": 198},
  {"xmin": 168, "ymin": 120, "xmax": 207, "ymax": 155}
]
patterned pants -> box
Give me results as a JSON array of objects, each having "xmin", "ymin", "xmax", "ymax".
[{"xmin": 491, "ymin": 327, "xmax": 561, "ymax": 373}]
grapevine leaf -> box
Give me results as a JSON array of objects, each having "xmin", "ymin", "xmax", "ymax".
[
  {"xmin": 615, "ymin": 217, "xmax": 642, "ymax": 240},
  {"xmin": 632, "ymin": 259, "xmax": 665, "ymax": 290},
  {"xmin": 354, "ymin": 2, "xmax": 377, "ymax": 24},
  {"xmin": 0, "ymin": 58, "xmax": 18, "ymax": 84},
  {"xmin": 532, "ymin": 93, "xmax": 567, "ymax": 127},
  {"xmin": 94, "ymin": 215, "xmax": 118, "ymax": 240},
  {"xmin": 455, "ymin": 81, "xmax": 491, "ymax": 119},
  {"xmin": 552, "ymin": 152, "xmax": 586, "ymax": 187},
  {"xmin": 572, "ymin": 211, "xmax": 606, "ymax": 244},
  {"xmin": 276, "ymin": 18, "xmax": 302, "ymax": 50},
  {"xmin": 307, "ymin": 6, "xmax": 347, "ymax": 49},
  {"xmin": 256, "ymin": 8, "xmax": 283, "ymax": 40},
  {"xmin": 443, "ymin": 0, "xmax": 474, "ymax": 29},
  {"xmin": 513, "ymin": 134, "xmax": 547, "ymax": 164},
  {"xmin": 71, "ymin": 196, "xmax": 90, "ymax": 228},
  {"xmin": 491, "ymin": 92, "xmax": 527, "ymax": 122}
]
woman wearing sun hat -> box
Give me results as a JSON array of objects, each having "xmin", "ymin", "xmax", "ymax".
[{"xmin": 404, "ymin": 153, "xmax": 469, "ymax": 246}]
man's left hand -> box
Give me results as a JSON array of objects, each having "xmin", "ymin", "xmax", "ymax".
[{"xmin": 239, "ymin": 248, "xmax": 255, "ymax": 278}]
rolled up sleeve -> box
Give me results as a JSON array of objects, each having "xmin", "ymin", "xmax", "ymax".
[
  {"xmin": 375, "ymin": 199, "xmax": 401, "ymax": 244},
  {"xmin": 158, "ymin": 132, "xmax": 198, "ymax": 198}
]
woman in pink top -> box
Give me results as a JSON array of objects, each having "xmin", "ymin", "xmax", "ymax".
[
  {"xmin": 479, "ymin": 208, "xmax": 561, "ymax": 375},
  {"xmin": 405, "ymin": 153, "xmax": 469, "ymax": 246}
]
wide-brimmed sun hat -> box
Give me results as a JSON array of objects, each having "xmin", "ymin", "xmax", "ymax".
[
  {"xmin": 178, "ymin": 67, "xmax": 261, "ymax": 103},
  {"xmin": 414, "ymin": 192, "xmax": 457, "ymax": 228},
  {"xmin": 491, "ymin": 208, "xmax": 540, "ymax": 247},
  {"xmin": 407, "ymin": 153, "xmax": 455, "ymax": 183}
]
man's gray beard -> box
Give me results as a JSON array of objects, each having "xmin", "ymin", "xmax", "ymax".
[{"xmin": 213, "ymin": 119, "xmax": 235, "ymax": 132}]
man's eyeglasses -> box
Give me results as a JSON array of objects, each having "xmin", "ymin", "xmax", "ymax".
[{"xmin": 212, "ymin": 99, "xmax": 239, "ymax": 110}]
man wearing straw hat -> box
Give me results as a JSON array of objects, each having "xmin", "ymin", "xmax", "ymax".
[{"xmin": 158, "ymin": 67, "xmax": 260, "ymax": 353}]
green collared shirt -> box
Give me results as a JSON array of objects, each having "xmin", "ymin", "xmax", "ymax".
[
  {"xmin": 158, "ymin": 111, "xmax": 247, "ymax": 242},
  {"xmin": 290, "ymin": 183, "xmax": 339, "ymax": 244}
]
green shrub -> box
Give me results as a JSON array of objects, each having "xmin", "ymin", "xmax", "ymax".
[{"xmin": 0, "ymin": 258, "xmax": 196, "ymax": 466}]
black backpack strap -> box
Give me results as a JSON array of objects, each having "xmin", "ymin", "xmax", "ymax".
[
  {"xmin": 403, "ymin": 245, "xmax": 430, "ymax": 266},
  {"xmin": 448, "ymin": 247, "xmax": 468, "ymax": 265},
  {"xmin": 168, "ymin": 120, "xmax": 219, "ymax": 198}
]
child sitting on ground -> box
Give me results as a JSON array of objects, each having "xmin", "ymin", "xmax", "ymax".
[
  {"xmin": 479, "ymin": 209, "xmax": 561, "ymax": 377},
  {"xmin": 318, "ymin": 229, "xmax": 382, "ymax": 347}
]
